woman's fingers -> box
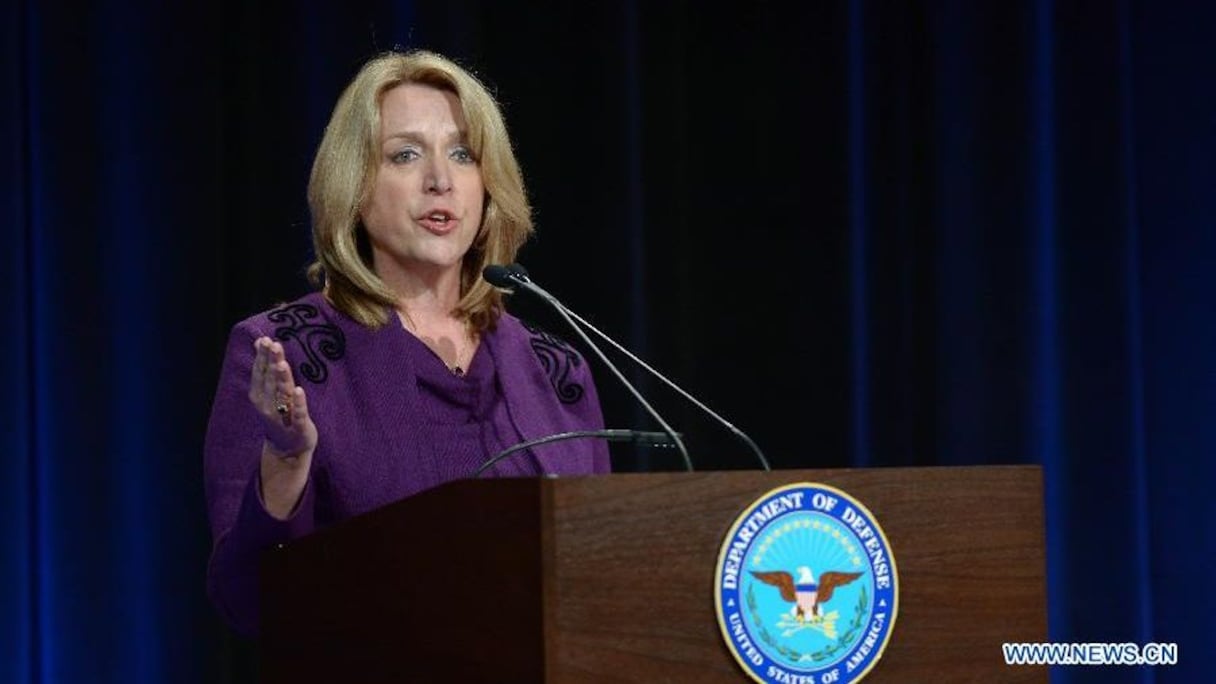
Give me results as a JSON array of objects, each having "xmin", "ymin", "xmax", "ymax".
[
  {"xmin": 260, "ymin": 342, "xmax": 280, "ymax": 410},
  {"xmin": 272, "ymin": 350, "xmax": 297, "ymax": 427},
  {"xmin": 290, "ymin": 385, "xmax": 309, "ymax": 425},
  {"xmin": 249, "ymin": 337, "xmax": 317, "ymax": 457},
  {"xmin": 249, "ymin": 337, "xmax": 271, "ymax": 405},
  {"xmin": 251, "ymin": 337, "xmax": 290, "ymax": 417}
]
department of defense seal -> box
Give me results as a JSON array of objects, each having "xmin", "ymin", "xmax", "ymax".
[{"xmin": 715, "ymin": 483, "xmax": 899, "ymax": 684}]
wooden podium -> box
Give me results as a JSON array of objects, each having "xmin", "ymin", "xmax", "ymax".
[{"xmin": 261, "ymin": 466, "xmax": 1046, "ymax": 682}]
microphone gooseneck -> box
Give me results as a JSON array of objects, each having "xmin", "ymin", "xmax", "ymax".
[
  {"xmin": 485, "ymin": 264, "xmax": 694, "ymax": 472},
  {"xmin": 490, "ymin": 263, "xmax": 772, "ymax": 472},
  {"xmin": 472, "ymin": 429, "xmax": 678, "ymax": 478}
]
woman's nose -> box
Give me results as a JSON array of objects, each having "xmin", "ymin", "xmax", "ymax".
[{"xmin": 425, "ymin": 158, "xmax": 452, "ymax": 194}]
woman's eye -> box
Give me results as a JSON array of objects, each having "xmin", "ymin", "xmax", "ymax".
[
  {"xmin": 390, "ymin": 148, "xmax": 420, "ymax": 164},
  {"xmin": 451, "ymin": 146, "xmax": 476, "ymax": 164}
]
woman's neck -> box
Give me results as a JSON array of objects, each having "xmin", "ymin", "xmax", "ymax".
[
  {"xmin": 375, "ymin": 259, "xmax": 464, "ymax": 324},
  {"xmin": 383, "ymin": 265, "xmax": 477, "ymax": 375}
]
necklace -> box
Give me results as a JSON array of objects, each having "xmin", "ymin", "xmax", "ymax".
[{"xmin": 446, "ymin": 347, "xmax": 470, "ymax": 376}]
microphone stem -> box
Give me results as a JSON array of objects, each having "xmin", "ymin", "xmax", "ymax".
[
  {"xmin": 561, "ymin": 308, "xmax": 772, "ymax": 471},
  {"xmin": 474, "ymin": 429, "xmax": 640, "ymax": 478},
  {"xmin": 522, "ymin": 282, "xmax": 694, "ymax": 472}
]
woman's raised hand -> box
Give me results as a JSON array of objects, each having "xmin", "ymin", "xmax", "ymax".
[{"xmin": 249, "ymin": 337, "xmax": 318, "ymax": 518}]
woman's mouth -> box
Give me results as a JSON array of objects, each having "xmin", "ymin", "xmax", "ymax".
[{"xmin": 418, "ymin": 210, "xmax": 457, "ymax": 234}]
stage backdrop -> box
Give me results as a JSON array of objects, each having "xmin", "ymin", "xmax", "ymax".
[{"xmin": 3, "ymin": 1, "xmax": 1212, "ymax": 683}]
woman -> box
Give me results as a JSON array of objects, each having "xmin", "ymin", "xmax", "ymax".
[{"xmin": 204, "ymin": 50, "xmax": 610, "ymax": 637}]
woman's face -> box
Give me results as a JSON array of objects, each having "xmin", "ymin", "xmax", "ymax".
[{"xmin": 361, "ymin": 82, "xmax": 485, "ymax": 284}]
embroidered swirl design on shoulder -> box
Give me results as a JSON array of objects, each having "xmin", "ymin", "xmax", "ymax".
[
  {"xmin": 268, "ymin": 303, "xmax": 346, "ymax": 384},
  {"xmin": 522, "ymin": 321, "xmax": 584, "ymax": 405}
]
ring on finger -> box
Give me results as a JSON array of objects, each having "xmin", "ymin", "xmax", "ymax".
[{"xmin": 275, "ymin": 393, "xmax": 291, "ymax": 417}]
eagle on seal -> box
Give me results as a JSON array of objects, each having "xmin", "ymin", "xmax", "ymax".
[{"xmin": 751, "ymin": 567, "xmax": 862, "ymax": 621}]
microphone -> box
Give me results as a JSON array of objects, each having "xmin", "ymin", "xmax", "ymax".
[
  {"xmin": 472, "ymin": 429, "xmax": 679, "ymax": 478},
  {"xmin": 484, "ymin": 264, "xmax": 694, "ymax": 472},
  {"xmin": 482, "ymin": 264, "xmax": 518, "ymax": 289},
  {"xmin": 493, "ymin": 263, "xmax": 771, "ymax": 472}
]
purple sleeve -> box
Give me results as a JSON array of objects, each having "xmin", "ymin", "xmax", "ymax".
[{"xmin": 203, "ymin": 321, "xmax": 317, "ymax": 637}]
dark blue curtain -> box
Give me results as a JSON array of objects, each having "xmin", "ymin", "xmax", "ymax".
[{"xmin": 4, "ymin": 1, "xmax": 1212, "ymax": 682}]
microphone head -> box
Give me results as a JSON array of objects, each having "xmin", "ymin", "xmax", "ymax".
[{"xmin": 482, "ymin": 264, "xmax": 516, "ymax": 289}]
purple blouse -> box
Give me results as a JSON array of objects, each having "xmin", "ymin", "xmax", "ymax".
[{"xmin": 203, "ymin": 292, "xmax": 610, "ymax": 636}]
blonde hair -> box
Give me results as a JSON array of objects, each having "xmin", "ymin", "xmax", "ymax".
[{"xmin": 306, "ymin": 50, "xmax": 533, "ymax": 331}]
